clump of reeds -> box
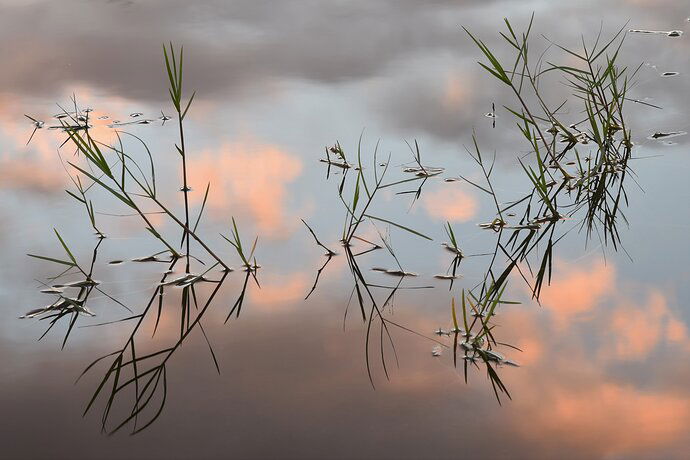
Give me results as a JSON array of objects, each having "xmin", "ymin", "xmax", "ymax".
[
  {"xmin": 304, "ymin": 15, "xmax": 644, "ymax": 403},
  {"xmin": 22, "ymin": 44, "xmax": 259, "ymax": 435}
]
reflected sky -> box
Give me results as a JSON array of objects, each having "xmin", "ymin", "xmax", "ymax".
[{"xmin": 1, "ymin": 0, "xmax": 690, "ymax": 459}]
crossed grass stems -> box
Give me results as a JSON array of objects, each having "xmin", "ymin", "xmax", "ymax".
[
  {"xmin": 304, "ymin": 18, "xmax": 642, "ymax": 403},
  {"xmin": 23, "ymin": 44, "xmax": 259, "ymax": 434}
]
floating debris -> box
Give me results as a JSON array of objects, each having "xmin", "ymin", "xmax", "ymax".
[
  {"xmin": 506, "ymin": 217, "xmax": 556, "ymax": 231},
  {"xmin": 434, "ymin": 274, "xmax": 461, "ymax": 280},
  {"xmin": 402, "ymin": 166, "xmax": 444, "ymax": 177},
  {"xmin": 319, "ymin": 158, "xmax": 351, "ymax": 169},
  {"xmin": 132, "ymin": 253, "xmax": 172, "ymax": 263},
  {"xmin": 441, "ymin": 243, "xmax": 462, "ymax": 256},
  {"xmin": 486, "ymin": 102, "xmax": 497, "ymax": 127},
  {"xmin": 243, "ymin": 263, "xmax": 262, "ymax": 272},
  {"xmin": 53, "ymin": 279, "xmax": 100, "ymax": 288},
  {"xmin": 608, "ymin": 123, "xmax": 623, "ymax": 133},
  {"xmin": 478, "ymin": 218, "xmax": 507, "ymax": 232},
  {"xmin": 431, "ymin": 346, "xmax": 443, "ymax": 357},
  {"xmin": 108, "ymin": 118, "xmax": 156, "ymax": 128},
  {"xmin": 20, "ymin": 296, "xmax": 94, "ymax": 319},
  {"xmin": 47, "ymin": 122, "xmax": 90, "ymax": 132},
  {"xmin": 24, "ymin": 115, "xmax": 45, "ymax": 143},
  {"xmin": 628, "ymin": 29, "xmax": 683, "ymax": 37},
  {"xmin": 462, "ymin": 330, "xmax": 476, "ymax": 340},
  {"xmin": 371, "ymin": 267, "xmax": 419, "ymax": 277},
  {"xmin": 648, "ymin": 131, "xmax": 687, "ymax": 140},
  {"xmin": 506, "ymin": 223, "xmax": 541, "ymax": 231},
  {"xmin": 481, "ymin": 349, "xmax": 505, "ymax": 362},
  {"xmin": 25, "ymin": 115, "xmax": 45, "ymax": 129},
  {"xmin": 159, "ymin": 273, "xmax": 212, "ymax": 288},
  {"xmin": 480, "ymin": 349, "xmax": 520, "ymax": 367},
  {"xmin": 661, "ymin": 71, "xmax": 680, "ymax": 77},
  {"xmin": 459, "ymin": 341, "xmax": 474, "ymax": 352}
]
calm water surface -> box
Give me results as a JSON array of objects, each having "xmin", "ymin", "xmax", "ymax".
[{"xmin": 1, "ymin": 1, "xmax": 689, "ymax": 459}]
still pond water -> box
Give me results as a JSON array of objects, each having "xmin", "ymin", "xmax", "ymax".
[{"xmin": 1, "ymin": 1, "xmax": 690, "ymax": 459}]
